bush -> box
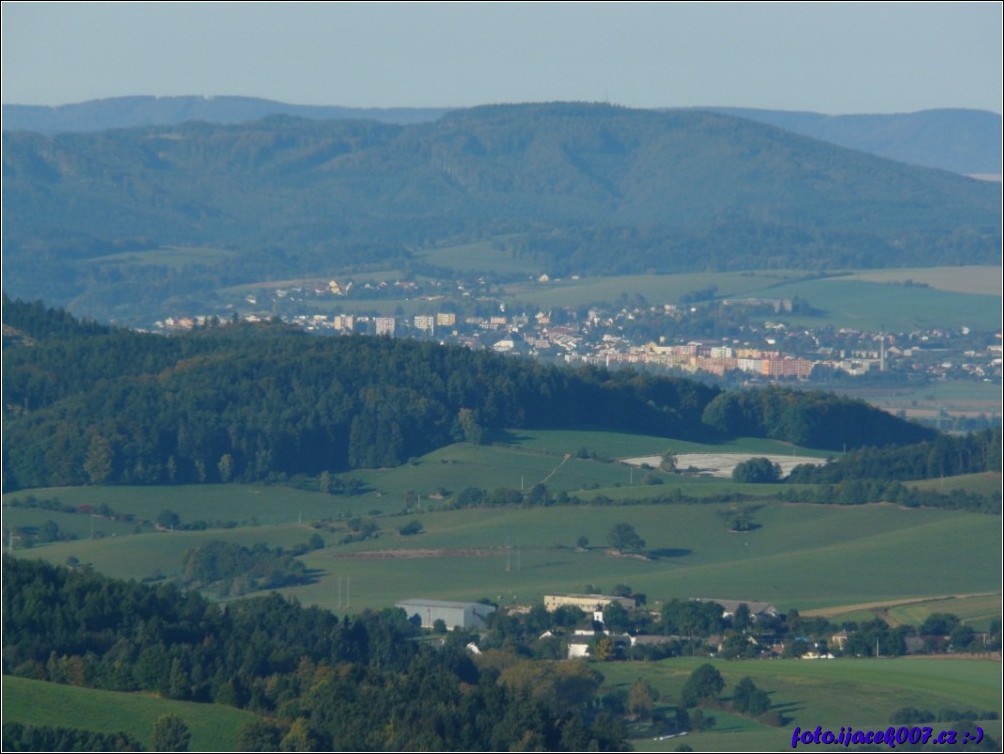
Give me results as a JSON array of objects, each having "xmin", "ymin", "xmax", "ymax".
[
  {"xmin": 732, "ymin": 457, "xmax": 781, "ymax": 483},
  {"xmin": 398, "ymin": 519, "xmax": 423, "ymax": 536}
]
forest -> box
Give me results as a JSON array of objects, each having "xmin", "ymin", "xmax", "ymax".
[
  {"xmin": 2, "ymin": 297, "xmax": 937, "ymax": 491},
  {"xmin": 1, "ymin": 557, "xmax": 629, "ymax": 751}
]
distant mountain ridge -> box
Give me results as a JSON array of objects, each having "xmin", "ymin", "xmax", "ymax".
[
  {"xmin": 1, "ymin": 95, "xmax": 449, "ymax": 133},
  {"xmin": 4, "ymin": 95, "xmax": 999, "ymax": 176},
  {"xmin": 699, "ymin": 106, "xmax": 1002, "ymax": 177},
  {"xmin": 2, "ymin": 102, "xmax": 999, "ymax": 324}
]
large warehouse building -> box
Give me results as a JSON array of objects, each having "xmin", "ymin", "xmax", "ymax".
[{"xmin": 395, "ymin": 598, "xmax": 496, "ymax": 630}]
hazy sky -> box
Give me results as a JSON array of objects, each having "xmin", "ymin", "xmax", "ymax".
[{"xmin": 2, "ymin": 2, "xmax": 1001, "ymax": 114}]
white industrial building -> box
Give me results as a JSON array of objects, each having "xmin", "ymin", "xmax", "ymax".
[{"xmin": 395, "ymin": 598, "xmax": 496, "ymax": 630}]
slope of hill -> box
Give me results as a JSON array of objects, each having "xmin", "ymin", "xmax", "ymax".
[{"xmin": 703, "ymin": 107, "xmax": 1002, "ymax": 176}]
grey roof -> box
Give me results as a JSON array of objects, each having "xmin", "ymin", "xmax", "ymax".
[{"xmin": 396, "ymin": 598, "xmax": 494, "ymax": 610}]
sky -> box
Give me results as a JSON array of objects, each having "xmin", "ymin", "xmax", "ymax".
[{"xmin": 2, "ymin": 2, "xmax": 1001, "ymax": 115}]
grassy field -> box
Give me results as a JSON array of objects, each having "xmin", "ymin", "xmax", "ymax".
[
  {"xmin": 4, "ymin": 483, "xmax": 349, "ymax": 527},
  {"xmin": 908, "ymin": 472, "xmax": 1003, "ymax": 496},
  {"xmin": 494, "ymin": 267, "xmax": 1001, "ymax": 332},
  {"xmin": 1, "ymin": 675, "xmax": 259, "ymax": 751},
  {"xmin": 6, "ymin": 430, "xmax": 999, "ymax": 622},
  {"xmin": 801, "ymin": 592, "xmax": 1002, "ymax": 631},
  {"xmin": 500, "ymin": 270, "xmax": 811, "ymax": 310},
  {"xmin": 840, "ymin": 266, "xmax": 1001, "ymax": 296},
  {"xmin": 416, "ymin": 236, "xmax": 536, "ymax": 275},
  {"xmin": 85, "ymin": 245, "xmax": 237, "ymax": 270},
  {"xmin": 596, "ymin": 656, "xmax": 1002, "ymax": 752},
  {"xmin": 14, "ymin": 499, "xmax": 1000, "ymax": 620},
  {"xmin": 820, "ymin": 381, "xmax": 1002, "ymax": 423},
  {"xmin": 763, "ymin": 278, "xmax": 1001, "ymax": 332}
]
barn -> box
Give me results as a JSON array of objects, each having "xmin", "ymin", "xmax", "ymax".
[{"xmin": 395, "ymin": 598, "xmax": 496, "ymax": 630}]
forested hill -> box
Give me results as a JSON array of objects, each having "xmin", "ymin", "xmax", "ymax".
[
  {"xmin": 2, "ymin": 298, "xmax": 936, "ymax": 491},
  {"xmin": 2, "ymin": 556, "xmax": 629, "ymax": 751},
  {"xmin": 2, "ymin": 103, "xmax": 999, "ymax": 323},
  {"xmin": 4, "ymin": 97, "xmax": 997, "ymax": 176}
]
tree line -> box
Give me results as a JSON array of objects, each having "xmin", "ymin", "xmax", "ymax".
[{"xmin": 2, "ymin": 297, "xmax": 937, "ymax": 492}]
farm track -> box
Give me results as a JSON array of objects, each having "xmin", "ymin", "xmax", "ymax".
[
  {"xmin": 801, "ymin": 591, "xmax": 1002, "ymax": 620},
  {"xmin": 326, "ymin": 548, "xmax": 498, "ymax": 559},
  {"xmin": 539, "ymin": 453, "xmax": 572, "ymax": 484}
]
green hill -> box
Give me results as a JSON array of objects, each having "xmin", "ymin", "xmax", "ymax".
[
  {"xmin": 1, "ymin": 298, "xmax": 936, "ymax": 490},
  {"xmin": 1, "ymin": 676, "xmax": 259, "ymax": 751}
]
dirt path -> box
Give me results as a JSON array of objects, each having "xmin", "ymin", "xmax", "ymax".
[
  {"xmin": 539, "ymin": 453, "xmax": 572, "ymax": 484},
  {"xmin": 801, "ymin": 592, "xmax": 1001, "ymax": 619},
  {"xmin": 326, "ymin": 548, "xmax": 497, "ymax": 560}
]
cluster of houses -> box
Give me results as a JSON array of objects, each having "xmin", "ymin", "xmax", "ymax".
[
  {"xmin": 392, "ymin": 593, "xmax": 986, "ymax": 660},
  {"xmin": 156, "ymin": 288, "xmax": 1001, "ymax": 387},
  {"xmin": 395, "ymin": 593, "xmax": 796, "ymax": 660}
]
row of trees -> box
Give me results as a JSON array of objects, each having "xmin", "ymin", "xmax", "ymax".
[
  {"xmin": 180, "ymin": 540, "xmax": 318, "ymax": 598},
  {"xmin": 786, "ymin": 428, "xmax": 1001, "ymax": 484}
]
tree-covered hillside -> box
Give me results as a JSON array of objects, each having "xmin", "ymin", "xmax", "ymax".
[
  {"xmin": 1, "ymin": 297, "xmax": 936, "ymax": 491},
  {"xmin": 2, "ymin": 556, "xmax": 629, "ymax": 751},
  {"xmin": 2, "ymin": 103, "xmax": 999, "ymax": 323}
]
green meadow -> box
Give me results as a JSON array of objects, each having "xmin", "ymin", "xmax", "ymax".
[
  {"xmin": 597, "ymin": 656, "xmax": 1001, "ymax": 752},
  {"xmin": 908, "ymin": 472, "xmax": 1003, "ymax": 496},
  {"xmin": 494, "ymin": 267, "xmax": 1000, "ymax": 332},
  {"xmin": 501, "ymin": 270, "xmax": 810, "ymax": 310},
  {"xmin": 771, "ymin": 278, "xmax": 1001, "ymax": 332},
  {"xmin": 841, "ymin": 266, "xmax": 1001, "ymax": 296},
  {"xmin": 85, "ymin": 245, "xmax": 237, "ymax": 270},
  {"xmin": 5, "ymin": 430, "xmax": 998, "ymax": 623},
  {"xmin": 1, "ymin": 675, "xmax": 259, "ymax": 751},
  {"xmin": 806, "ymin": 594, "xmax": 1004, "ymax": 634},
  {"xmin": 416, "ymin": 236, "xmax": 538, "ymax": 275},
  {"xmin": 15, "ymin": 492, "xmax": 999, "ymax": 622}
]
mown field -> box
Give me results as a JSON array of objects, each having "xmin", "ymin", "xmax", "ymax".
[
  {"xmin": 597, "ymin": 656, "xmax": 1001, "ymax": 752},
  {"xmin": 1, "ymin": 675, "xmax": 259, "ymax": 751}
]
